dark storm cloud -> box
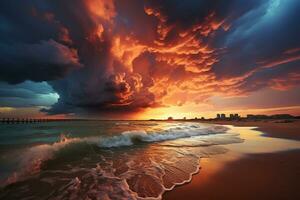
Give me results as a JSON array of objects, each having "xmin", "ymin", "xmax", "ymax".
[
  {"xmin": 0, "ymin": 1, "xmax": 82, "ymax": 84},
  {"xmin": 238, "ymin": 61, "xmax": 300, "ymax": 92},
  {"xmin": 0, "ymin": 81, "xmax": 57, "ymax": 107},
  {"xmin": 211, "ymin": 0, "xmax": 300, "ymax": 79},
  {"xmin": 145, "ymin": 0, "xmax": 264, "ymax": 26},
  {"xmin": 0, "ymin": 0, "xmax": 300, "ymax": 116},
  {"xmin": 0, "ymin": 40, "xmax": 82, "ymax": 84}
]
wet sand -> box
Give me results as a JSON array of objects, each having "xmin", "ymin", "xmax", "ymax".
[
  {"xmin": 164, "ymin": 120, "xmax": 300, "ymax": 200},
  {"xmin": 212, "ymin": 120, "xmax": 300, "ymax": 141}
]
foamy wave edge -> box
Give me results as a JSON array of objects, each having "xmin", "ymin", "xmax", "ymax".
[
  {"xmin": 98, "ymin": 125, "xmax": 229, "ymax": 148},
  {"xmin": 1, "ymin": 124, "xmax": 229, "ymax": 188}
]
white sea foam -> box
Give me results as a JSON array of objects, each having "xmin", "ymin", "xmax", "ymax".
[
  {"xmin": 3, "ymin": 135, "xmax": 82, "ymax": 185},
  {"xmin": 1, "ymin": 123, "xmax": 244, "ymax": 200},
  {"xmin": 2, "ymin": 124, "xmax": 229, "ymax": 186},
  {"xmin": 98, "ymin": 125, "xmax": 228, "ymax": 148},
  {"xmin": 115, "ymin": 122, "xmax": 131, "ymax": 125}
]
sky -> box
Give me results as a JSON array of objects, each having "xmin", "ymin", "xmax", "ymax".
[{"xmin": 0, "ymin": 0, "xmax": 300, "ymax": 119}]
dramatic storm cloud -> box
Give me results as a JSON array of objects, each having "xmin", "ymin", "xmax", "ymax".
[
  {"xmin": 0, "ymin": 0, "xmax": 300, "ymax": 118},
  {"xmin": 0, "ymin": 81, "xmax": 58, "ymax": 107}
]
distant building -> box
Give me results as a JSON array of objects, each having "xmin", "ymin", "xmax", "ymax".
[
  {"xmin": 247, "ymin": 114, "xmax": 268, "ymax": 119},
  {"xmin": 216, "ymin": 113, "xmax": 227, "ymax": 119},
  {"xmin": 246, "ymin": 114, "xmax": 294, "ymax": 120},
  {"xmin": 221, "ymin": 114, "xmax": 226, "ymax": 119},
  {"xmin": 183, "ymin": 117, "xmax": 186, "ymax": 120},
  {"xmin": 271, "ymin": 114, "xmax": 294, "ymax": 119},
  {"xmin": 167, "ymin": 117, "xmax": 173, "ymax": 121},
  {"xmin": 247, "ymin": 114, "xmax": 254, "ymax": 119},
  {"xmin": 230, "ymin": 113, "xmax": 240, "ymax": 120}
]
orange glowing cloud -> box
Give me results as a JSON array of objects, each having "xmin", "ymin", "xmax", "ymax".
[
  {"xmin": 95, "ymin": 5, "xmax": 235, "ymax": 112},
  {"xmin": 7, "ymin": 0, "xmax": 298, "ymax": 118},
  {"xmin": 85, "ymin": 0, "xmax": 116, "ymax": 21}
]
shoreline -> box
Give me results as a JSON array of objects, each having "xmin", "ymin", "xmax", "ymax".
[
  {"xmin": 210, "ymin": 119, "xmax": 300, "ymax": 141},
  {"xmin": 163, "ymin": 121, "xmax": 300, "ymax": 200}
]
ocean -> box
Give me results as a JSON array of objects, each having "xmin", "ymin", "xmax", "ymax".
[{"xmin": 0, "ymin": 121, "xmax": 242, "ymax": 200}]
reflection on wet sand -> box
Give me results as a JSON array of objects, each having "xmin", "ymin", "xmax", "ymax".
[{"xmin": 164, "ymin": 125, "xmax": 300, "ymax": 200}]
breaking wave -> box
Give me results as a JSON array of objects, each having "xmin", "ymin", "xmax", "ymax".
[
  {"xmin": 98, "ymin": 125, "xmax": 228, "ymax": 148},
  {"xmin": 0, "ymin": 122, "xmax": 242, "ymax": 200},
  {"xmin": 1, "ymin": 135, "xmax": 82, "ymax": 186}
]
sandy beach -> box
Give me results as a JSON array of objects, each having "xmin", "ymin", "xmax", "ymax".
[
  {"xmin": 164, "ymin": 120, "xmax": 300, "ymax": 200},
  {"xmin": 212, "ymin": 120, "xmax": 300, "ymax": 141}
]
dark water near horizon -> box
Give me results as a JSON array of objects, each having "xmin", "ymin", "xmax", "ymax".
[{"xmin": 0, "ymin": 121, "xmax": 242, "ymax": 200}]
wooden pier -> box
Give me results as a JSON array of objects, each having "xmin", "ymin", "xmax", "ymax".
[
  {"xmin": 0, "ymin": 118, "xmax": 69, "ymax": 124},
  {"xmin": 0, "ymin": 118, "xmax": 93, "ymax": 124}
]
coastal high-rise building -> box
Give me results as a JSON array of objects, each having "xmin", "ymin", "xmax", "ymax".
[
  {"xmin": 230, "ymin": 113, "xmax": 240, "ymax": 120},
  {"xmin": 221, "ymin": 114, "xmax": 226, "ymax": 119},
  {"xmin": 247, "ymin": 114, "xmax": 254, "ymax": 119}
]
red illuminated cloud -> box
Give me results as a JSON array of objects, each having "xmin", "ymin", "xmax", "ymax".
[
  {"xmin": 27, "ymin": 0, "xmax": 300, "ymax": 114},
  {"xmin": 0, "ymin": 0, "xmax": 300, "ymax": 116}
]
